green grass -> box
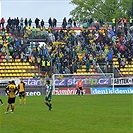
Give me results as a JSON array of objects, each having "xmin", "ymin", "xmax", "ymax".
[{"xmin": 0, "ymin": 94, "xmax": 132, "ymax": 133}]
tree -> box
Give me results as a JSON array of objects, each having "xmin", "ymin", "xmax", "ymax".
[{"xmin": 70, "ymin": 0, "xmax": 132, "ymax": 22}]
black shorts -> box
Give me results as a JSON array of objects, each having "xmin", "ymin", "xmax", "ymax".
[
  {"xmin": 8, "ymin": 97, "xmax": 16, "ymax": 104},
  {"xmin": 45, "ymin": 97, "xmax": 52, "ymax": 102},
  {"xmin": 19, "ymin": 91, "xmax": 25, "ymax": 98},
  {"xmin": 79, "ymin": 87, "xmax": 83, "ymax": 90}
]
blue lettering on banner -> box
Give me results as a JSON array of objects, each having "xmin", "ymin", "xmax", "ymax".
[{"xmin": 91, "ymin": 87, "xmax": 133, "ymax": 94}]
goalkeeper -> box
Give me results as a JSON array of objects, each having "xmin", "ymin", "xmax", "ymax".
[{"xmin": 76, "ymin": 79, "xmax": 84, "ymax": 96}]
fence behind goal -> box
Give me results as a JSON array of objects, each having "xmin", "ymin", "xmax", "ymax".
[{"xmin": 53, "ymin": 73, "xmax": 114, "ymax": 95}]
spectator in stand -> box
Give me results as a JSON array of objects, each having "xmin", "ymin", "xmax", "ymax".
[
  {"xmin": 32, "ymin": 26, "xmax": 36, "ymax": 37},
  {"xmin": 1, "ymin": 17, "xmax": 5, "ymax": 28},
  {"xmin": 41, "ymin": 19, "xmax": 44, "ymax": 28},
  {"xmin": 62, "ymin": 17, "xmax": 67, "ymax": 29},
  {"xmin": 48, "ymin": 17, "xmax": 53, "ymax": 28},
  {"xmin": 6, "ymin": 53, "xmax": 10, "ymax": 63},
  {"xmin": 127, "ymin": 53, "xmax": 132, "ymax": 65},
  {"xmin": 35, "ymin": 18, "xmax": 40, "ymax": 28},
  {"xmin": 16, "ymin": 17, "xmax": 19, "ymax": 28},
  {"xmin": 121, "ymin": 58, "xmax": 126, "ymax": 68},
  {"xmin": 7, "ymin": 17, "xmax": 12, "ymax": 27},
  {"xmin": 99, "ymin": 18, "xmax": 103, "ymax": 27},
  {"xmin": 129, "ymin": 17, "xmax": 133, "ymax": 27},
  {"xmin": 73, "ymin": 20, "xmax": 77, "ymax": 27},
  {"xmin": 68, "ymin": 18, "xmax": 72, "ymax": 27},
  {"xmin": 82, "ymin": 17, "xmax": 88, "ymax": 28},
  {"xmin": 117, "ymin": 51, "xmax": 121, "ymax": 68},
  {"xmin": 53, "ymin": 18, "xmax": 57, "ymax": 28},
  {"xmin": 24, "ymin": 18, "xmax": 28, "ymax": 27},
  {"xmin": 20, "ymin": 52, "xmax": 24, "ymax": 62},
  {"xmin": 28, "ymin": 18, "xmax": 32, "ymax": 27},
  {"xmin": 88, "ymin": 16, "xmax": 93, "ymax": 27},
  {"xmin": 20, "ymin": 17, "xmax": 23, "ymax": 28},
  {"xmin": 123, "ymin": 17, "xmax": 127, "ymax": 28},
  {"xmin": 112, "ymin": 18, "xmax": 116, "ymax": 30},
  {"xmin": 86, "ymin": 60, "xmax": 90, "ymax": 72}
]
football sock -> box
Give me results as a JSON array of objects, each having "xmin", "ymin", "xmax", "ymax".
[
  {"xmin": 45, "ymin": 102, "xmax": 50, "ymax": 107},
  {"xmin": 6, "ymin": 105, "xmax": 10, "ymax": 112},
  {"xmin": 49, "ymin": 103, "xmax": 52, "ymax": 108},
  {"xmin": 81, "ymin": 92, "xmax": 83, "ymax": 95},
  {"xmin": 19, "ymin": 99, "xmax": 22, "ymax": 105},
  {"xmin": 11, "ymin": 104, "xmax": 14, "ymax": 112},
  {"xmin": 0, "ymin": 99, "xmax": 3, "ymax": 104},
  {"xmin": 24, "ymin": 98, "xmax": 26, "ymax": 105},
  {"xmin": 78, "ymin": 91, "xmax": 80, "ymax": 95}
]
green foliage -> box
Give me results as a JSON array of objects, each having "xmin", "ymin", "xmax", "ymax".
[
  {"xmin": 70, "ymin": 0, "xmax": 133, "ymax": 22},
  {"xmin": 0, "ymin": 95, "xmax": 132, "ymax": 133}
]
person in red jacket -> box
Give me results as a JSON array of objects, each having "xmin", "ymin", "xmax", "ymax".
[{"xmin": 1, "ymin": 17, "xmax": 5, "ymax": 28}]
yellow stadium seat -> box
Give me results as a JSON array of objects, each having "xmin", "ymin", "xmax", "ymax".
[
  {"xmin": 5, "ymin": 73, "xmax": 9, "ymax": 77},
  {"xmin": 7, "ymin": 70, "xmax": 11, "ymax": 73},
  {"xmin": 1, "ymin": 70, "xmax": 4, "ymax": 73},
  {"xmin": 9, "ymin": 73, "xmax": 13, "ymax": 77},
  {"xmin": 12, "ymin": 73, "xmax": 17, "ymax": 77},
  {"xmin": 81, "ymin": 69, "xmax": 86, "ymax": 72},
  {"xmin": 18, "ymin": 70, "xmax": 22, "ymax": 73},
  {"xmin": 82, "ymin": 65, "xmax": 86, "ymax": 69},
  {"xmin": 11, "ymin": 70, "xmax": 15, "ymax": 73},
  {"xmin": 22, "ymin": 70, "xmax": 26, "ymax": 73},
  {"xmin": 3, "ymin": 59, "xmax": 6, "ymax": 62},
  {"xmin": 8, "ymin": 63, "xmax": 11, "ymax": 66},
  {"xmin": 1, "ymin": 63, "xmax": 4, "ymax": 65},
  {"xmin": 11, "ymin": 62, "xmax": 15, "ymax": 65},
  {"xmin": 17, "ymin": 73, "xmax": 21, "ymax": 77},
  {"xmin": 2, "ymin": 73, "xmax": 5, "ymax": 77},
  {"xmin": 14, "ymin": 70, "xmax": 19, "ymax": 73},
  {"xmin": 0, "ymin": 66, "xmax": 3, "ymax": 69},
  {"xmin": 6, "ymin": 66, "xmax": 10, "ymax": 69}
]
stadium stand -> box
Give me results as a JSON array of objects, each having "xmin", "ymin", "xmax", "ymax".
[{"xmin": 0, "ymin": 17, "xmax": 133, "ymax": 78}]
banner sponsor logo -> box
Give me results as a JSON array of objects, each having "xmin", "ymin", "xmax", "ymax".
[
  {"xmin": 26, "ymin": 91, "xmax": 42, "ymax": 96},
  {"xmin": 91, "ymin": 87, "xmax": 133, "ymax": 94},
  {"xmin": 54, "ymin": 77, "xmax": 111, "ymax": 87},
  {"xmin": 0, "ymin": 77, "xmax": 111, "ymax": 87},
  {"xmin": 53, "ymin": 88, "xmax": 90, "ymax": 95}
]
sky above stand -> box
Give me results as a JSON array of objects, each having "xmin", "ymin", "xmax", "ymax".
[{"xmin": 0, "ymin": 0, "xmax": 74, "ymax": 22}]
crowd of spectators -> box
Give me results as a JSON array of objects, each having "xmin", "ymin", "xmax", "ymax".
[{"xmin": 0, "ymin": 16, "xmax": 133, "ymax": 77}]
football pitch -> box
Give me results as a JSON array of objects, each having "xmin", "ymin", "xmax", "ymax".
[{"xmin": 0, "ymin": 94, "xmax": 132, "ymax": 133}]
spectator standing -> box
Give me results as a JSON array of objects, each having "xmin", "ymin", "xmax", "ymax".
[
  {"xmin": 20, "ymin": 52, "xmax": 24, "ymax": 62},
  {"xmin": 53, "ymin": 18, "xmax": 57, "ymax": 27},
  {"xmin": 41, "ymin": 19, "xmax": 44, "ymax": 28},
  {"xmin": 48, "ymin": 17, "xmax": 53, "ymax": 28},
  {"xmin": 68, "ymin": 18, "xmax": 72, "ymax": 27},
  {"xmin": 24, "ymin": 18, "xmax": 28, "ymax": 27},
  {"xmin": 28, "ymin": 18, "xmax": 32, "ymax": 27},
  {"xmin": 62, "ymin": 17, "xmax": 67, "ymax": 29},
  {"xmin": 6, "ymin": 53, "xmax": 10, "ymax": 63},
  {"xmin": 20, "ymin": 17, "xmax": 23, "ymax": 28},
  {"xmin": 73, "ymin": 20, "xmax": 77, "ymax": 27},
  {"xmin": 1, "ymin": 17, "xmax": 5, "ymax": 28},
  {"xmin": 35, "ymin": 18, "xmax": 40, "ymax": 28},
  {"xmin": 7, "ymin": 17, "xmax": 12, "ymax": 27},
  {"xmin": 130, "ymin": 17, "xmax": 133, "ymax": 27},
  {"xmin": 16, "ymin": 17, "xmax": 19, "ymax": 28},
  {"xmin": 88, "ymin": 16, "xmax": 93, "ymax": 27},
  {"xmin": 123, "ymin": 17, "xmax": 127, "ymax": 28}
]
